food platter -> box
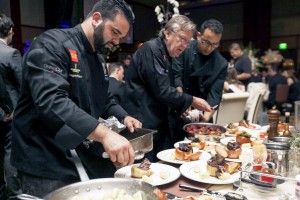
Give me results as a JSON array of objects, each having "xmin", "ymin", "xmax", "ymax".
[
  {"xmin": 180, "ymin": 160, "xmax": 239, "ymax": 184},
  {"xmin": 156, "ymin": 148, "xmax": 211, "ymax": 164},
  {"xmin": 183, "ymin": 122, "xmax": 226, "ymax": 142},
  {"xmin": 220, "ymin": 137, "xmax": 256, "ymax": 146},
  {"xmin": 174, "ymin": 140, "xmax": 217, "ymax": 148},
  {"xmin": 114, "ymin": 163, "xmax": 180, "ymax": 186}
]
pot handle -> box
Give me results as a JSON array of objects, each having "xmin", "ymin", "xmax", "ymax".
[
  {"xmin": 17, "ymin": 194, "xmax": 44, "ymax": 200},
  {"xmin": 70, "ymin": 149, "xmax": 90, "ymax": 182}
]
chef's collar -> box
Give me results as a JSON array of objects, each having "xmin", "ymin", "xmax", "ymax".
[
  {"xmin": 75, "ymin": 25, "xmax": 94, "ymax": 54},
  {"xmin": 160, "ymin": 37, "xmax": 172, "ymax": 61}
]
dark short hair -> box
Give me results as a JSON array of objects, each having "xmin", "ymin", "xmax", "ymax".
[
  {"xmin": 229, "ymin": 42, "xmax": 242, "ymax": 51},
  {"xmin": 0, "ymin": 14, "xmax": 14, "ymax": 38},
  {"xmin": 108, "ymin": 62, "xmax": 123, "ymax": 76},
  {"xmin": 86, "ymin": 0, "xmax": 134, "ymax": 25},
  {"xmin": 199, "ymin": 19, "xmax": 223, "ymax": 34}
]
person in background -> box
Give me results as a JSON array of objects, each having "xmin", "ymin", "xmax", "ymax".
[
  {"xmin": 125, "ymin": 15, "xmax": 212, "ymax": 162},
  {"xmin": 281, "ymin": 67, "xmax": 300, "ymax": 104},
  {"xmin": 173, "ymin": 19, "xmax": 227, "ymax": 124},
  {"xmin": 264, "ymin": 63, "xmax": 287, "ymax": 109},
  {"xmin": 0, "ymin": 13, "xmax": 22, "ymax": 199},
  {"xmin": 0, "ymin": 74, "xmax": 15, "ymax": 200},
  {"xmin": 10, "ymin": 0, "xmax": 141, "ymax": 197},
  {"xmin": 223, "ymin": 67, "xmax": 245, "ymax": 93},
  {"xmin": 249, "ymin": 68, "xmax": 263, "ymax": 83},
  {"xmin": 0, "ymin": 75, "xmax": 14, "ymax": 118},
  {"xmin": 229, "ymin": 43, "xmax": 252, "ymax": 89},
  {"xmin": 108, "ymin": 62, "xmax": 126, "ymax": 105},
  {"xmin": 122, "ymin": 54, "xmax": 131, "ymax": 81}
]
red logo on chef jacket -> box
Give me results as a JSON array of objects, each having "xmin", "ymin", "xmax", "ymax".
[
  {"xmin": 69, "ymin": 49, "xmax": 81, "ymax": 75},
  {"xmin": 69, "ymin": 49, "xmax": 79, "ymax": 62},
  {"xmin": 163, "ymin": 54, "xmax": 167, "ymax": 61}
]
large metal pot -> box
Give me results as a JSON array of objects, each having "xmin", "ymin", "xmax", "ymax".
[{"xmin": 18, "ymin": 178, "xmax": 160, "ymax": 200}]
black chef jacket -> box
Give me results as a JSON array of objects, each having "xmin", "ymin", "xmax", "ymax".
[
  {"xmin": 173, "ymin": 40, "xmax": 228, "ymax": 107},
  {"xmin": 11, "ymin": 25, "xmax": 127, "ymax": 180},
  {"xmin": 125, "ymin": 37, "xmax": 193, "ymax": 130}
]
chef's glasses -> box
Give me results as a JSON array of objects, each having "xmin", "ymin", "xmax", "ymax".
[
  {"xmin": 172, "ymin": 31, "xmax": 191, "ymax": 47},
  {"xmin": 200, "ymin": 36, "xmax": 220, "ymax": 48}
]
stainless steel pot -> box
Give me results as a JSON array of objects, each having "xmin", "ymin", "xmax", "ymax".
[{"xmin": 18, "ymin": 178, "xmax": 159, "ymax": 200}]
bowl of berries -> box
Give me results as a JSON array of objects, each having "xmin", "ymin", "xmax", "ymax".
[{"xmin": 183, "ymin": 123, "xmax": 226, "ymax": 142}]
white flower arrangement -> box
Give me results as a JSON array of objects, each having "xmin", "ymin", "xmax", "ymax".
[{"xmin": 154, "ymin": 0, "xmax": 180, "ymax": 27}]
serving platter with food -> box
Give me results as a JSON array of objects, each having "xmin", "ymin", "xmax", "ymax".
[
  {"xmin": 114, "ymin": 160, "xmax": 180, "ymax": 186},
  {"xmin": 183, "ymin": 123, "xmax": 226, "ymax": 142},
  {"xmin": 179, "ymin": 158, "xmax": 240, "ymax": 185},
  {"xmin": 174, "ymin": 139, "xmax": 217, "ymax": 149},
  {"xmin": 220, "ymin": 133, "xmax": 257, "ymax": 147},
  {"xmin": 156, "ymin": 148, "xmax": 211, "ymax": 164},
  {"xmin": 225, "ymin": 120, "xmax": 262, "ymax": 136}
]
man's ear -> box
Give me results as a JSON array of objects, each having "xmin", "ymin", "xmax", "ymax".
[
  {"xmin": 92, "ymin": 12, "xmax": 103, "ymax": 27},
  {"xmin": 196, "ymin": 31, "xmax": 201, "ymax": 39}
]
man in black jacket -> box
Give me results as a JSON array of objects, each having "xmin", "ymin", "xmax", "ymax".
[
  {"xmin": 0, "ymin": 75, "xmax": 13, "ymax": 116},
  {"xmin": 11, "ymin": 0, "xmax": 141, "ymax": 197},
  {"xmin": 108, "ymin": 62, "xmax": 126, "ymax": 106},
  {"xmin": 171, "ymin": 19, "xmax": 227, "ymax": 142},
  {"xmin": 0, "ymin": 14, "xmax": 22, "ymax": 199},
  {"xmin": 125, "ymin": 15, "xmax": 212, "ymax": 161},
  {"xmin": 173, "ymin": 19, "xmax": 228, "ymax": 123}
]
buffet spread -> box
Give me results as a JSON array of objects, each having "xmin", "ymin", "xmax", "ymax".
[{"xmin": 18, "ymin": 117, "xmax": 299, "ymax": 200}]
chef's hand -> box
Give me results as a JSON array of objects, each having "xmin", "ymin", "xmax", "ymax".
[
  {"xmin": 88, "ymin": 124, "xmax": 135, "ymax": 166},
  {"xmin": 123, "ymin": 116, "xmax": 142, "ymax": 133},
  {"xmin": 182, "ymin": 107, "xmax": 192, "ymax": 117},
  {"xmin": 191, "ymin": 97, "xmax": 212, "ymax": 112}
]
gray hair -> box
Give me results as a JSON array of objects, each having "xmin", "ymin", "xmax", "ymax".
[{"xmin": 159, "ymin": 15, "xmax": 196, "ymax": 38}]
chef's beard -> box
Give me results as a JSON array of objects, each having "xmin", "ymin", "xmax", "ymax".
[{"xmin": 93, "ymin": 22, "xmax": 116, "ymax": 55}]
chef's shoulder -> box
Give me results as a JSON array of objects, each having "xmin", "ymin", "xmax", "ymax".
[
  {"xmin": 211, "ymin": 49, "xmax": 228, "ymax": 68},
  {"xmin": 137, "ymin": 38, "xmax": 164, "ymax": 55},
  {"xmin": 29, "ymin": 28, "xmax": 76, "ymax": 54}
]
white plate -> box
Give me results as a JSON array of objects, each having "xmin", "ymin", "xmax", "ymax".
[
  {"xmin": 226, "ymin": 123, "xmax": 261, "ymax": 130},
  {"xmin": 220, "ymin": 137, "xmax": 256, "ymax": 146},
  {"xmin": 174, "ymin": 140, "xmax": 217, "ymax": 148},
  {"xmin": 180, "ymin": 160, "xmax": 239, "ymax": 184},
  {"xmin": 114, "ymin": 163, "xmax": 180, "ymax": 186},
  {"xmin": 156, "ymin": 148, "xmax": 211, "ymax": 164}
]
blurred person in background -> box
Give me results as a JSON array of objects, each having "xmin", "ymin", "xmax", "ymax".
[
  {"xmin": 223, "ymin": 67, "xmax": 245, "ymax": 93},
  {"xmin": 125, "ymin": 15, "xmax": 212, "ymax": 162},
  {"xmin": 108, "ymin": 62, "xmax": 126, "ymax": 105},
  {"xmin": 264, "ymin": 63, "xmax": 287, "ymax": 109},
  {"xmin": 122, "ymin": 54, "xmax": 131, "ymax": 81},
  {"xmin": 281, "ymin": 66, "xmax": 300, "ymax": 106},
  {"xmin": 229, "ymin": 43, "xmax": 252, "ymax": 89},
  {"xmin": 10, "ymin": 0, "xmax": 141, "ymax": 197},
  {"xmin": 0, "ymin": 13, "xmax": 22, "ymax": 199}
]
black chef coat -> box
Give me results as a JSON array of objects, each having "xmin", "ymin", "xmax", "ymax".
[
  {"xmin": 125, "ymin": 37, "xmax": 193, "ymax": 130},
  {"xmin": 173, "ymin": 40, "xmax": 228, "ymax": 107},
  {"xmin": 11, "ymin": 25, "xmax": 127, "ymax": 180}
]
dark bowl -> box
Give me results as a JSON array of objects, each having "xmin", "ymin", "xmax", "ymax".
[{"xmin": 183, "ymin": 122, "xmax": 226, "ymax": 142}]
